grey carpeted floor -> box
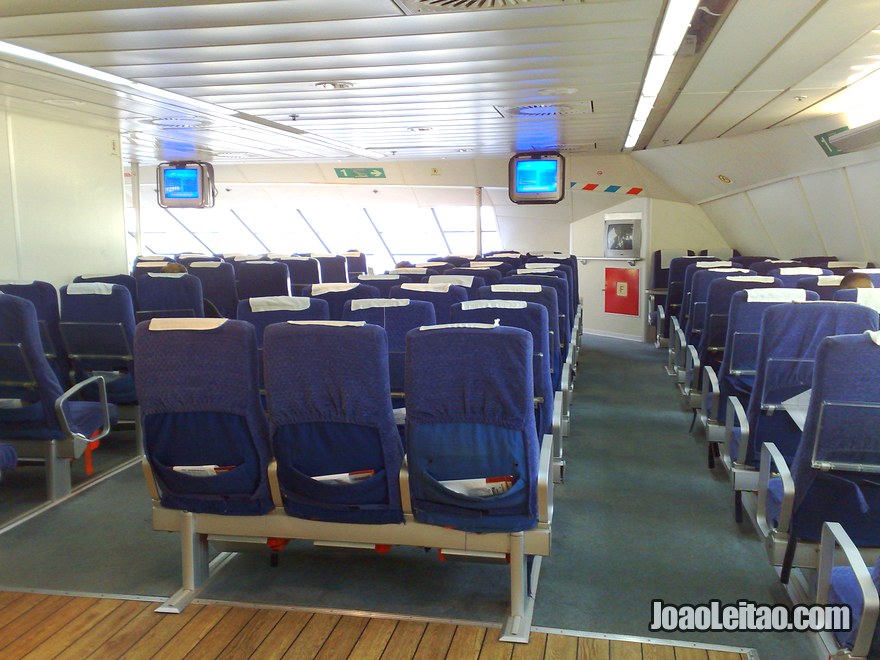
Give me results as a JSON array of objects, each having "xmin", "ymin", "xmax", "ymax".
[{"xmin": 0, "ymin": 334, "xmax": 818, "ymax": 658}]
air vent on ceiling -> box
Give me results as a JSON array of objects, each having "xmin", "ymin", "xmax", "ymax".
[
  {"xmin": 393, "ymin": 0, "xmax": 584, "ymax": 14},
  {"xmin": 495, "ymin": 101, "xmax": 593, "ymax": 118}
]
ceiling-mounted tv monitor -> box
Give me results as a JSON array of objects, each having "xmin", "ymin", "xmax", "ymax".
[
  {"xmin": 157, "ymin": 161, "xmax": 216, "ymax": 208},
  {"xmin": 508, "ymin": 152, "xmax": 565, "ymax": 204}
]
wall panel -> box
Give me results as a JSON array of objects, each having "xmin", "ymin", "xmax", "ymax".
[
  {"xmin": 701, "ymin": 193, "xmax": 775, "ymax": 257},
  {"xmin": 745, "ymin": 180, "xmax": 821, "ymax": 259},
  {"xmin": 798, "ymin": 169, "xmax": 866, "ymax": 261},
  {"xmin": 844, "ymin": 159, "xmax": 880, "ymax": 263}
]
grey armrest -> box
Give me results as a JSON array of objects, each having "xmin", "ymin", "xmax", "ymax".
[
  {"xmin": 726, "ymin": 396, "xmax": 750, "ymax": 466},
  {"xmin": 756, "ymin": 442, "xmax": 794, "ymax": 535},
  {"xmin": 54, "ymin": 374, "xmax": 113, "ymax": 457}
]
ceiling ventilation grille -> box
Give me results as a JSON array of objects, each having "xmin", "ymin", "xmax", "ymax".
[
  {"xmin": 495, "ymin": 101, "xmax": 593, "ymax": 118},
  {"xmin": 393, "ymin": 0, "xmax": 584, "ymax": 14}
]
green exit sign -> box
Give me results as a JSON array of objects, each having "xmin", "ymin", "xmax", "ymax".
[
  {"xmin": 334, "ymin": 167, "xmax": 386, "ymax": 179},
  {"xmin": 814, "ymin": 126, "xmax": 848, "ymax": 157}
]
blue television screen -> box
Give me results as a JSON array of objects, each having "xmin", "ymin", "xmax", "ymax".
[
  {"xmin": 515, "ymin": 159, "xmax": 559, "ymax": 193},
  {"xmin": 508, "ymin": 153, "xmax": 565, "ymax": 204},
  {"xmin": 163, "ymin": 167, "xmax": 201, "ymax": 199}
]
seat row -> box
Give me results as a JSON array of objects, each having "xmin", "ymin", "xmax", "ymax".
[
  {"xmin": 136, "ymin": 317, "xmax": 553, "ymax": 642},
  {"xmin": 654, "ymin": 254, "xmax": 880, "ymax": 658}
]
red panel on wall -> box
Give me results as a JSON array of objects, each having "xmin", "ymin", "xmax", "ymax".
[{"xmin": 604, "ymin": 267, "xmax": 640, "ymax": 316}]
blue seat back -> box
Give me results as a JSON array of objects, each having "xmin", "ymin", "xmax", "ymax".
[
  {"xmin": 263, "ymin": 321, "xmax": 403, "ymax": 523},
  {"xmin": 834, "ymin": 289, "xmax": 880, "ymax": 310},
  {"xmin": 343, "ymin": 251, "xmax": 368, "ymax": 278},
  {"xmin": 797, "ymin": 275, "xmax": 844, "ymax": 300},
  {"xmin": 176, "ymin": 254, "xmax": 220, "ymax": 267},
  {"xmin": 666, "ymin": 256, "xmax": 704, "ymax": 322},
  {"xmin": 523, "ymin": 255, "xmax": 579, "ymax": 306},
  {"xmin": 500, "ymin": 275, "xmax": 570, "ymax": 350},
  {"xmin": 136, "ymin": 273, "xmax": 204, "ymax": 318},
  {"xmin": 451, "ymin": 300, "xmax": 553, "ymax": 437},
  {"xmin": 685, "ymin": 267, "xmax": 753, "ymax": 343},
  {"xmin": 680, "ymin": 259, "xmax": 725, "ymax": 326},
  {"xmin": 313, "ymin": 254, "xmax": 349, "ymax": 283},
  {"xmin": 786, "ymin": 333, "xmax": 880, "ymax": 548},
  {"xmin": 279, "ymin": 257, "xmax": 321, "ymax": 294},
  {"xmin": 236, "ymin": 296, "xmax": 330, "ymax": 346},
  {"xmin": 445, "ymin": 267, "xmax": 502, "ymax": 286},
  {"xmin": 768, "ymin": 267, "xmax": 832, "ymax": 287},
  {"xmin": 697, "ymin": 276, "xmax": 778, "ymax": 364},
  {"xmin": 389, "ymin": 283, "xmax": 467, "ymax": 325},
  {"xmin": 187, "ymin": 261, "xmax": 239, "ymax": 317},
  {"xmin": 468, "ymin": 261, "xmax": 514, "ymax": 276},
  {"xmin": 60, "ymin": 283, "xmax": 136, "ymax": 375},
  {"xmin": 357, "ymin": 274, "xmax": 405, "ymax": 297},
  {"xmin": 342, "ymin": 299, "xmax": 436, "ymax": 395},
  {"xmin": 478, "ymin": 284, "xmax": 562, "ymax": 391},
  {"xmin": 0, "ymin": 281, "xmax": 68, "ymax": 383},
  {"xmin": 303, "ymin": 283, "xmax": 380, "ymax": 320},
  {"xmin": 749, "ymin": 260, "xmax": 803, "ymax": 275},
  {"xmin": 74, "ymin": 274, "xmax": 138, "ymax": 309},
  {"xmin": 134, "ymin": 318, "xmax": 273, "ymax": 515},
  {"xmin": 742, "ymin": 302, "xmax": 880, "ymax": 467},
  {"xmin": 405, "ymin": 324, "xmax": 539, "ymax": 532},
  {"xmin": 236, "ymin": 260, "xmax": 290, "ymax": 299},
  {"xmin": 427, "ymin": 274, "xmax": 486, "ymax": 299}
]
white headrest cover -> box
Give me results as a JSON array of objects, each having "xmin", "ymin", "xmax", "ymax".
[
  {"xmin": 430, "ymin": 275, "xmax": 475, "ymax": 287},
  {"xmin": 490, "ymin": 252, "xmax": 521, "ymax": 258},
  {"xmin": 310, "ymin": 253, "xmax": 337, "ymax": 258},
  {"xmin": 854, "ymin": 269, "xmax": 880, "ymax": 274},
  {"xmin": 401, "ymin": 283, "xmax": 453, "ymax": 293},
  {"xmin": 525, "ymin": 262, "xmax": 559, "ymax": 269},
  {"xmin": 136, "ymin": 255, "xmax": 168, "ymax": 261},
  {"xmin": 265, "ymin": 253, "xmax": 291, "ymax": 259},
  {"xmin": 233, "ymin": 255, "xmax": 261, "ymax": 261},
  {"xmin": 310, "ymin": 283, "xmax": 358, "ymax": 295},
  {"xmin": 518, "ymin": 268, "xmax": 554, "ymax": 274},
  {"xmin": 358, "ymin": 274, "xmax": 399, "ymax": 281},
  {"xmin": 745, "ymin": 288, "xmax": 807, "ymax": 303},
  {"xmin": 461, "ymin": 299, "xmax": 527, "ymax": 310},
  {"xmin": 350, "ymin": 298, "xmax": 410, "ymax": 311},
  {"xmin": 856, "ymin": 289, "xmax": 880, "ymax": 313},
  {"xmin": 249, "ymin": 296, "xmax": 311, "ymax": 312},
  {"xmin": 343, "ymin": 251, "xmax": 362, "ymax": 257},
  {"xmin": 817, "ymin": 275, "xmax": 845, "ymax": 286},
  {"xmin": 866, "ymin": 330, "xmax": 880, "ymax": 346},
  {"xmin": 284, "ymin": 256, "xmax": 314, "ymax": 261},
  {"xmin": 420, "ymin": 322, "xmax": 497, "ymax": 331},
  {"xmin": 149, "ymin": 318, "xmax": 226, "ymax": 331},
  {"xmin": 696, "ymin": 261, "xmax": 732, "ymax": 268},
  {"xmin": 243, "ymin": 260, "xmax": 277, "ymax": 266},
  {"xmin": 178, "ymin": 253, "xmax": 210, "ymax": 259},
  {"xmin": 67, "ymin": 283, "xmax": 114, "ymax": 295},
  {"xmin": 778, "ymin": 267, "xmax": 825, "ymax": 276},
  {"xmin": 147, "ymin": 272, "xmax": 187, "ymax": 278},
  {"xmin": 77, "ymin": 274, "xmax": 120, "ymax": 280},
  {"xmin": 133, "ymin": 263, "xmax": 165, "ymax": 270},
  {"xmin": 726, "ymin": 276, "xmax": 775, "ymax": 283},
  {"xmin": 659, "ymin": 249, "xmax": 690, "ymax": 269},
  {"xmin": 707, "ymin": 268, "xmax": 750, "ymax": 273},
  {"xmin": 416, "ymin": 262, "xmax": 447, "ymax": 268},
  {"xmin": 287, "ymin": 320, "xmax": 365, "ymax": 327},
  {"xmin": 469, "ymin": 261, "xmax": 503, "ymax": 268},
  {"xmin": 491, "ymin": 284, "xmax": 542, "ymax": 293},
  {"xmin": 188, "ymin": 261, "xmax": 223, "ymax": 269},
  {"xmin": 391, "ymin": 268, "xmax": 429, "ymax": 275},
  {"xmin": 828, "ymin": 261, "xmax": 867, "ymax": 269}
]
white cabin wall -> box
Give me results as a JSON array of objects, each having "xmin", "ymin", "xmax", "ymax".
[
  {"xmin": 0, "ymin": 111, "xmax": 127, "ymax": 287},
  {"xmin": 633, "ymin": 114, "xmax": 880, "ymax": 262}
]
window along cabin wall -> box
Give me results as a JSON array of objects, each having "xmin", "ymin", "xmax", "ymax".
[{"xmin": 0, "ymin": 110, "xmax": 127, "ymax": 288}]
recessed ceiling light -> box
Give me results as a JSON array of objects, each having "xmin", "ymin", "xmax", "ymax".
[
  {"xmin": 537, "ymin": 87, "xmax": 578, "ymax": 96},
  {"xmin": 457, "ymin": 148, "xmax": 472, "ymax": 153}
]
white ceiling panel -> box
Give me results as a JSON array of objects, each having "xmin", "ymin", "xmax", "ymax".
[{"xmin": 0, "ymin": 0, "xmax": 877, "ymax": 163}]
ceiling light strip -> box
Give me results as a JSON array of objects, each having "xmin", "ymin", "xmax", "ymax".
[{"xmin": 625, "ymin": 0, "xmax": 699, "ymax": 149}]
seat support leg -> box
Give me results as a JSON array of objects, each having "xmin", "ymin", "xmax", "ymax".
[
  {"xmin": 500, "ymin": 531, "xmax": 538, "ymax": 644},
  {"xmin": 45, "ymin": 440, "xmax": 72, "ymax": 501},
  {"xmin": 156, "ymin": 512, "xmax": 209, "ymax": 613}
]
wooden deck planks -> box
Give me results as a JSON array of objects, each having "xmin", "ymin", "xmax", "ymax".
[{"xmin": 0, "ymin": 592, "xmax": 754, "ymax": 659}]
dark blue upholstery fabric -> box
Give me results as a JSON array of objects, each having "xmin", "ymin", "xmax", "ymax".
[
  {"xmin": 314, "ymin": 255, "xmax": 349, "ymax": 283},
  {"xmin": 303, "ymin": 284, "xmax": 381, "ymax": 320},
  {"xmin": 278, "ymin": 257, "xmax": 321, "ymax": 294},
  {"xmin": 388, "ymin": 284, "xmax": 467, "ymax": 325},
  {"xmin": 680, "ymin": 260, "xmax": 723, "ymax": 327},
  {"xmin": 237, "ymin": 261, "xmax": 290, "ymax": 299},
  {"xmin": 714, "ymin": 289, "xmax": 815, "ymax": 425},
  {"xmin": 749, "ymin": 260, "xmax": 803, "ymax": 275},
  {"xmin": 357, "ymin": 274, "xmax": 405, "ymax": 298},
  {"xmin": 342, "ymin": 299, "xmax": 436, "ymax": 395},
  {"xmin": 767, "ymin": 267, "xmax": 832, "ymax": 287},
  {"xmin": 797, "ymin": 275, "xmax": 844, "ymax": 300},
  {"xmin": 446, "ymin": 267, "xmax": 502, "ymax": 286},
  {"xmin": 478, "ymin": 285, "xmax": 561, "ymax": 391},
  {"xmin": 428, "ymin": 273, "xmax": 487, "ymax": 299},
  {"xmin": 740, "ymin": 302, "xmax": 879, "ymax": 468},
  {"xmin": 187, "ymin": 261, "xmax": 239, "ymax": 317},
  {"xmin": 73, "ymin": 274, "xmax": 138, "ymax": 309},
  {"xmin": 0, "ymin": 281, "xmax": 70, "ymax": 387},
  {"xmin": 450, "ymin": 301, "xmax": 553, "ymax": 438},
  {"xmin": 523, "ymin": 256, "xmax": 578, "ymax": 308},
  {"xmin": 0, "ymin": 294, "xmax": 117, "ymax": 440},
  {"xmin": 500, "ymin": 275, "xmax": 570, "ymax": 351},
  {"xmin": 236, "ymin": 297, "xmax": 330, "ymax": 346},
  {"xmin": 134, "ymin": 319, "xmax": 273, "ymax": 515},
  {"xmin": 405, "ymin": 325, "xmax": 539, "ymax": 532},
  {"xmin": 60, "ymin": 284, "xmax": 138, "ymax": 405},
  {"xmin": 829, "ymin": 558, "xmax": 880, "ymax": 654},
  {"xmin": 780, "ymin": 334, "xmax": 880, "ymax": 546},
  {"xmin": 263, "ymin": 322, "xmax": 403, "ymax": 523},
  {"xmin": 137, "ymin": 273, "xmax": 205, "ymax": 317},
  {"xmin": 0, "ymin": 443, "xmax": 15, "ymax": 472},
  {"xmin": 685, "ymin": 268, "xmax": 753, "ymax": 345}
]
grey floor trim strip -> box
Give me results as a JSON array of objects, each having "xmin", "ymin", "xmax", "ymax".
[
  {"xmin": 0, "ymin": 586, "xmax": 166, "ymax": 603},
  {"xmin": 0, "ymin": 456, "xmax": 141, "ymax": 537},
  {"xmin": 530, "ymin": 626, "xmax": 759, "ymax": 656}
]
